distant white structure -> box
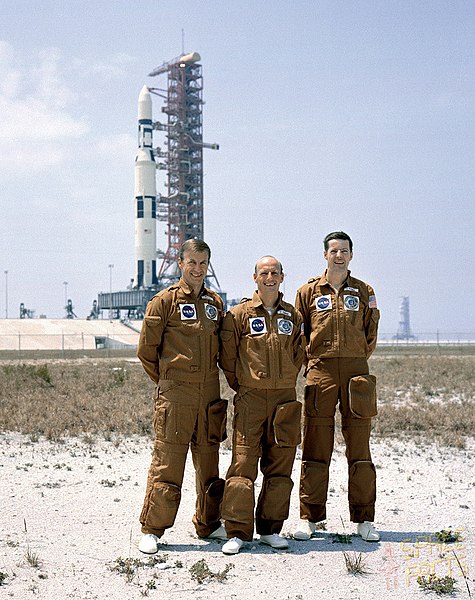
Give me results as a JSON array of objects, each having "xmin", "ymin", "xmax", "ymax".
[{"xmin": 395, "ymin": 296, "xmax": 416, "ymax": 341}]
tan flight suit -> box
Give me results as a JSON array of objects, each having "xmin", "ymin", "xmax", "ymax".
[
  {"xmin": 138, "ymin": 278, "xmax": 227, "ymax": 538},
  {"xmin": 219, "ymin": 292, "xmax": 304, "ymax": 541},
  {"xmin": 295, "ymin": 270, "xmax": 380, "ymax": 524}
]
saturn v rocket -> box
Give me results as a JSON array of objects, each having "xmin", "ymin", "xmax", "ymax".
[{"xmin": 133, "ymin": 85, "xmax": 158, "ymax": 289}]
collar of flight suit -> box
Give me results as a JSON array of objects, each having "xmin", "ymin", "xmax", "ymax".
[
  {"xmin": 250, "ymin": 290, "xmax": 285, "ymax": 311},
  {"xmin": 317, "ymin": 269, "xmax": 352, "ymax": 290},
  {"xmin": 178, "ymin": 277, "xmax": 206, "ymax": 299}
]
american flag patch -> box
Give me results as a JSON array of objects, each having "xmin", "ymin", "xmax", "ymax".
[{"xmin": 369, "ymin": 295, "xmax": 377, "ymax": 309}]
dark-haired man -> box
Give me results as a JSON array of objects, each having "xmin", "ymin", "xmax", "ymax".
[
  {"xmin": 219, "ymin": 256, "xmax": 304, "ymax": 555},
  {"xmin": 294, "ymin": 232, "xmax": 381, "ymax": 542},
  {"xmin": 137, "ymin": 239, "xmax": 227, "ymax": 553}
]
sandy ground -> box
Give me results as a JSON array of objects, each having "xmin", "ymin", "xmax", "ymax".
[{"xmin": 0, "ymin": 432, "xmax": 474, "ymax": 599}]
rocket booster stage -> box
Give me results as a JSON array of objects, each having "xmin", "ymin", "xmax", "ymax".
[{"xmin": 134, "ymin": 85, "xmax": 158, "ymax": 288}]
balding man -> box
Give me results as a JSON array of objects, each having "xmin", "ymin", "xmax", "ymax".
[{"xmin": 219, "ymin": 256, "xmax": 304, "ymax": 555}]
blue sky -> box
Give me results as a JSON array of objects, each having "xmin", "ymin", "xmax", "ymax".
[{"xmin": 0, "ymin": 0, "xmax": 473, "ymax": 336}]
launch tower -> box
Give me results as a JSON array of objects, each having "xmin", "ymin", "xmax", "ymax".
[{"xmin": 149, "ymin": 52, "xmax": 219, "ymax": 287}]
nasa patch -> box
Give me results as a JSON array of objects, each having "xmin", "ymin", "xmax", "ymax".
[
  {"xmin": 204, "ymin": 303, "xmax": 218, "ymax": 321},
  {"xmin": 343, "ymin": 295, "xmax": 360, "ymax": 311},
  {"xmin": 179, "ymin": 303, "xmax": 197, "ymax": 320},
  {"xmin": 249, "ymin": 317, "xmax": 267, "ymax": 335},
  {"xmin": 316, "ymin": 295, "xmax": 332, "ymax": 311},
  {"xmin": 277, "ymin": 318, "xmax": 293, "ymax": 335}
]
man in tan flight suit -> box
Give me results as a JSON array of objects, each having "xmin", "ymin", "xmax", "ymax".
[
  {"xmin": 137, "ymin": 239, "xmax": 228, "ymax": 554},
  {"xmin": 293, "ymin": 231, "xmax": 381, "ymax": 542},
  {"xmin": 219, "ymin": 256, "xmax": 304, "ymax": 555}
]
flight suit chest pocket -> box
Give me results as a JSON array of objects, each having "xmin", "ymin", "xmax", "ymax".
[
  {"xmin": 273, "ymin": 400, "xmax": 302, "ymax": 447},
  {"xmin": 343, "ymin": 295, "xmax": 363, "ymax": 327},
  {"xmin": 348, "ymin": 374, "xmax": 377, "ymax": 418},
  {"xmin": 143, "ymin": 316, "xmax": 163, "ymax": 345},
  {"xmin": 242, "ymin": 335, "xmax": 269, "ymax": 376},
  {"xmin": 309, "ymin": 302, "xmax": 333, "ymax": 348}
]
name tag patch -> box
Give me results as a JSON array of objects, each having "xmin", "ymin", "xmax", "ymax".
[
  {"xmin": 249, "ymin": 317, "xmax": 267, "ymax": 334},
  {"xmin": 277, "ymin": 309, "xmax": 291, "ymax": 316},
  {"xmin": 344, "ymin": 295, "xmax": 360, "ymax": 311},
  {"xmin": 204, "ymin": 303, "xmax": 218, "ymax": 320},
  {"xmin": 316, "ymin": 295, "xmax": 332, "ymax": 311},
  {"xmin": 277, "ymin": 318, "xmax": 293, "ymax": 335},
  {"xmin": 344, "ymin": 287, "xmax": 359, "ymax": 293},
  {"xmin": 179, "ymin": 303, "xmax": 196, "ymax": 320}
]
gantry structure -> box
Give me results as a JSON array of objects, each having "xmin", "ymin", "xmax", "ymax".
[{"xmin": 149, "ymin": 52, "xmax": 220, "ymax": 288}]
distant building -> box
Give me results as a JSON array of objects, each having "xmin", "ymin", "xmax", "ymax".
[{"xmin": 395, "ymin": 296, "xmax": 416, "ymax": 341}]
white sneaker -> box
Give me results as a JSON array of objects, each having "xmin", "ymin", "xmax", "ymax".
[
  {"xmin": 293, "ymin": 520, "xmax": 316, "ymax": 541},
  {"xmin": 222, "ymin": 537, "xmax": 244, "ymax": 555},
  {"xmin": 138, "ymin": 533, "xmax": 159, "ymax": 554},
  {"xmin": 259, "ymin": 533, "xmax": 289, "ymax": 549},
  {"xmin": 206, "ymin": 525, "xmax": 227, "ymax": 540},
  {"xmin": 357, "ymin": 521, "xmax": 380, "ymax": 542}
]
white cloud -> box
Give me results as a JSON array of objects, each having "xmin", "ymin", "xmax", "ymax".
[
  {"xmin": 88, "ymin": 132, "xmax": 136, "ymax": 160},
  {"xmin": 0, "ymin": 42, "xmax": 137, "ymax": 177},
  {"xmin": 0, "ymin": 41, "xmax": 21, "ymax": 98},
  {"xmin": 0, "ymin": 97, "xmax": 88, "ymax": 140},
  {"xmin": 72, "ymin": 52, "xmax": 136, "ymax": 80},
  {"xmin": 32, "ymin": 47, "xmax": 75, "ymax": 108},
  {"xmin": 0, "ymin": 41, "xmax": 90, "ymax": 175}
]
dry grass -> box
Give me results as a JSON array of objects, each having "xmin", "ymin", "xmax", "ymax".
[
  {"xmin": 343, "ymin": 551, "xmax": 370, "ymax": 576},
  {"xmin": 0, "ymin": 361, "xmax": 153, "ymax": 441},
  {"xmin": 369, "ymin": 355, "xmax": 474, "ymax": 448},
  {"xmin": 0, "ymin": 355, "xmax": 473, "ymax": 447}
]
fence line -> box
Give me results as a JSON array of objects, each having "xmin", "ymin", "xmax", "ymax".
[
  {"xmin": 378, "ymin": 332, "xmax": 475, "ymax": 345},
  {"xmin": 0, "ymin": 331, "xmax": 473, "ymax": 360}
]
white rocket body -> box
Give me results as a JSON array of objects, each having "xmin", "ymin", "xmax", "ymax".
[{"xmin": 134, "ymin": 85, "xmax": 158, "ymax": 288}]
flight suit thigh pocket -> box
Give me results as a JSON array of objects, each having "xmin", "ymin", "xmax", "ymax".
[
  {"xmin": 305, "ymin": 383, "xmax": 337, "ymax": 417},
  {"xmin": 348, "ymin": 374, "xmax": 377, "ymax": 418},
  {"xmin": 273, "ymin": 400, "xmax": 302, "ymax": 447},
  {"xmin": 156, "ymin": 400, "xmax": 195, "ymax": 444},
  {"xmin": 207, "ymin": 398, "xmax": 228, "ymax": 443}
]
